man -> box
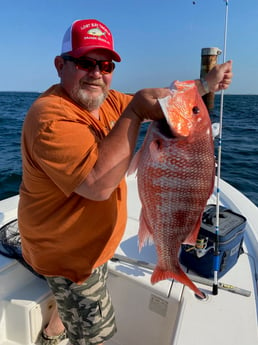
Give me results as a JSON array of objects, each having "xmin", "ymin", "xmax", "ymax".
[{"xmin": 18, "ymin": 19, "xmax": 232, "ymax": 345}]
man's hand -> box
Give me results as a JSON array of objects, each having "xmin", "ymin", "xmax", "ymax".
[
  {"xmin": 123, "ymin": 88, "xmax": 171, "ymax": 122},
  {"xmin": 206, "ymin": 60, "xmax": 233, "ymax": 93}
]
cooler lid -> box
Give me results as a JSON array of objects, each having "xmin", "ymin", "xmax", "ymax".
[{"xmin": 200, "ymin": 204, "xmax": 247, "ymax": 239}]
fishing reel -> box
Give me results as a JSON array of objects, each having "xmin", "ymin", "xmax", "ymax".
[{"xmin": 184, "ymin": 237, "xmax": 214, "ymax": 258}]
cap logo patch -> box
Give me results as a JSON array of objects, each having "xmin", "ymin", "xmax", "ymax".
[{"xmin": 87, "ymin": 28, "xmax": 106, "ymax": 37}]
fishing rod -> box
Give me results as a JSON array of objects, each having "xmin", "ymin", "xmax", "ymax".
[{"xmin": 213, "ymin": 0, "xmax": 230, "ymax": 295}]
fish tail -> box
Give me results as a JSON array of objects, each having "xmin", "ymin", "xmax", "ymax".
[{"xmin": 151, "ymin": 266, "xmax": 205, "ymax": 299}]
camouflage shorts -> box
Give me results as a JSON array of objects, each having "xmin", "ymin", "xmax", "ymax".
[{"xmin": 45, "ymin": 263, "xmax": 116, "ymax": 345}]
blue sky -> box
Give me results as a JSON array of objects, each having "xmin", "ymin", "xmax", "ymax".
[{"xmin": 1, "ymin": 0, "xmax": 257, "ymax": 94}]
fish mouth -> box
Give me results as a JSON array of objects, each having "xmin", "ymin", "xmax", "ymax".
[{"xmin": 156, "ymin": 118, "xmax": 175, "ymax": 139}]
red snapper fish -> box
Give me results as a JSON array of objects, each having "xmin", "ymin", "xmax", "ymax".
[{"xmin": 130, "ymin": 80, "xmax": 215, "ymax": 298}]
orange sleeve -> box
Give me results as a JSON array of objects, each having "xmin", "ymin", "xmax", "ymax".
[{"xmin": 33, "ymin": 119, "xmax": 98, "ymax": 196}]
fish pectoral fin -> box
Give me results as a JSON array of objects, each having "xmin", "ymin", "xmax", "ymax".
[
  {"xmin": 149, "ymin": 140, "xmax": 162, "ymax": 161},
  {"xmin": 127, "ymin": 148, "xmax": 142, "ymax": 175}
]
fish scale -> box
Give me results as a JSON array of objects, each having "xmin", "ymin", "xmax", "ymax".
[{"xmin": 130, "ymin": 80, "xmax": 215, "ymax": 298}]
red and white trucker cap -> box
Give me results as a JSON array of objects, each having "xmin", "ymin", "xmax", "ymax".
[{"xmin": 61, "ymin": 19, "xmax": 121, "ymax": 62}]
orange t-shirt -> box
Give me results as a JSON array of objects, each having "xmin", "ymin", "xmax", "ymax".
[{"xmin": 18, "ymin": 84, "xmax": 132, "ymax": 283}]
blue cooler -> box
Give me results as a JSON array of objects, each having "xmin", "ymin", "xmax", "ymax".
[{"xmin": 179, "ymin": 204, "xmax": 247, "ymax": 278}]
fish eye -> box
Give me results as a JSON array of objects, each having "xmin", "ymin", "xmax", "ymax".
[{"xmin": 192, "ymin": 106, "xmax": 200, "ymax": 115}]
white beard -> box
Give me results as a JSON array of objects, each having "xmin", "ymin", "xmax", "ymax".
[{"xmin": 76, "ymin": 89, "xmax": 107, "ymax": 111}]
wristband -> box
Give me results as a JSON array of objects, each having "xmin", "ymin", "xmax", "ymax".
[{"xmin": 200, "ymin": 78, "xmax": 210, "ymax": 94}]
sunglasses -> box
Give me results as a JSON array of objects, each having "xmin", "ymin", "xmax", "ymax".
[{"xmin": 62, "ymin": 55, "xmax": 115, "ymax": 75}]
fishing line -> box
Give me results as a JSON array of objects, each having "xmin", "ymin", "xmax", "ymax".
[{"xmin": 213, "ymin": 0, "xmax": 229, "ymax": 295}]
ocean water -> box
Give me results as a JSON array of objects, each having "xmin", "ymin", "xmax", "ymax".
[{"xmin": 0, "ymin": 92, "xmax": 257, "ymax": 206}]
